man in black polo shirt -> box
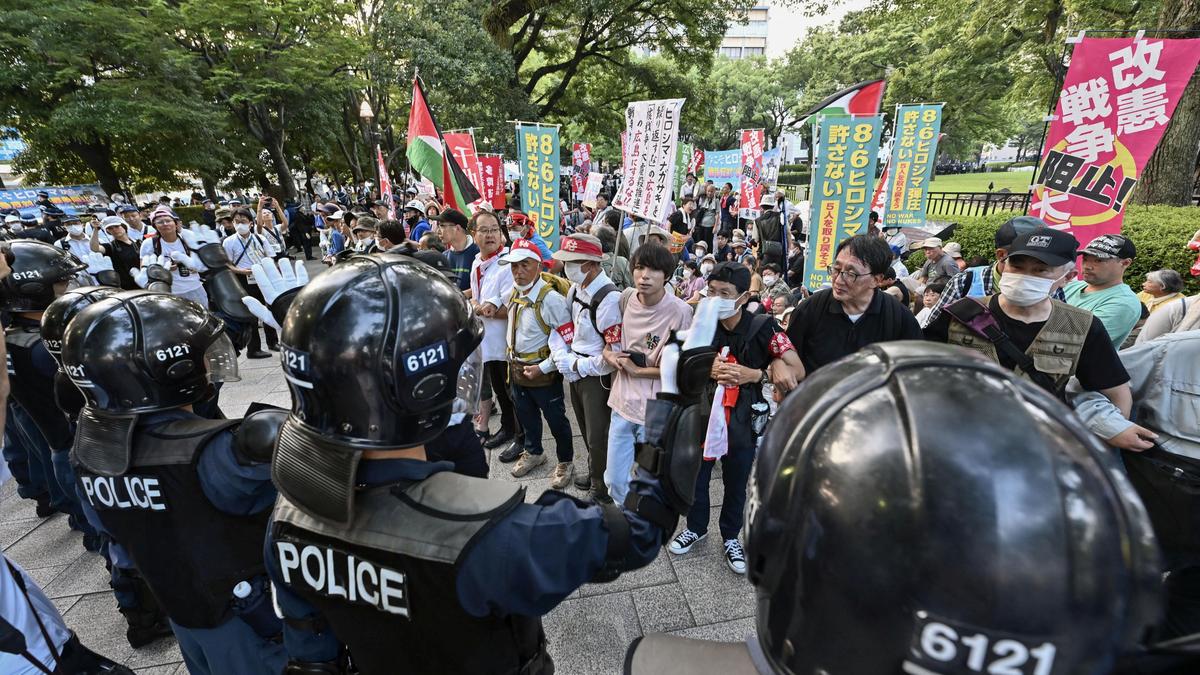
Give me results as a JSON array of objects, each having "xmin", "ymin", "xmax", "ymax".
[{"xmin": 785, "ymin": 235, "xmax": 922, "ymax": 373}]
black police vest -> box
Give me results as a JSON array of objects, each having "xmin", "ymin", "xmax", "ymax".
[
  {"xmin": 73, "ymin": 418, "xmax": 271, "ymax": 629},
  {"xmin": 271, "ymin": 472, "xmax": 549, "ymax": 675},
  {"xmin": 5, "ymin": 326, "xmax": 73, "ymax": 450}
]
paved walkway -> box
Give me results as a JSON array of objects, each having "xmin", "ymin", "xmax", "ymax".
[{"xmin": 1, "ymin": 261, "xmax": 755, "ymax": 674}]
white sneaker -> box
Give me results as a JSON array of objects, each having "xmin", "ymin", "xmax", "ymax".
[
  {"xmin": 511, "ymin": 451, "xmax": 547, "ymax": 478},
  {"xmin": 724, "ymin": 539, "xmax": 747, "ymax": 574},
  {"xmin": 669, "ymin": 529, "xmax": 706, "ymax": 555}
]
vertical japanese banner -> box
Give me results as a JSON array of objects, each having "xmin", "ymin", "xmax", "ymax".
[
  {"xmin": 688, "ymin": 147, "xmax": 705, "ymax": 177},
  {"xmin": 675, "ymin": 142, "xmax": 693, "ymax": 195},
  {"xmin": 802, "ymin": 115, "xmax": 883, "ymax": 290},
  {"xmin": 739, "ymin": 129, "xmax": 765, "ymax": 218},
  {"xmin": 702, "ymin": 150, "xmax": 742, "ymax": 193},
  {"xmin": 375, "ymin": 146, "xmax": 396, "ymax": 219},
  {"xmin": 516, "ymin": 125, "xmax": 561, "ymax": 250},
  {"xmin": 614, "ymin": 98, "xmax": 686, "ymax": 223},
  {"xmin": 582, "ymin": 172, "xmax": 604, "ymax": 208},
  {"xmin": 883, "ymin": 104, "xmax": 943, "ymax": 229},
  {"xmin": 1032, "ymin": 37, "xmax": 1200, "ymax": 240},
  {"xmin": 478, "ymin": 155, "xmax": 506, "ymax": 209},
  {"xmin": 444, "ymin": 132, "xmax": 485, "ymax": 206},
  {"xmin": 571, "ymin": 143, "xmax": 591, "ymax": 199}
]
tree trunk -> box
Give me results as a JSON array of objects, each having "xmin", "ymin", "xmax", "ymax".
[
  {"xmin": 68, "ymin": 140, "xmax": 122, "ymax": 196},
  {"xmin": 201, "ymin": 174, "xmax": 218, "ymax": 201},
  {"xmin": 1131, "ymin": 0, "xmax": 1200, "ymax": 206},
  {"xmin": 263, "ymin": 134, "xmax": 298, "ymax": 202}
]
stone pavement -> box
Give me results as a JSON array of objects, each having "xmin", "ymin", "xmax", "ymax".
[{"xmin": 1, "ymin": 261, "xmax": 756, "ymax": 674}]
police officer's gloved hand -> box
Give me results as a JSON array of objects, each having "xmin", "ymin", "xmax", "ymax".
[
  {"xmin": 132, "ymin": 254, "xmax": 173, "ymax": 292},
  {"xmin": 241, "ymin": 258, "xmax": 310, "ymax": 331},
  {"xmin": 84, "ymin": 252, "xmax": 121, "ymax": 288}
]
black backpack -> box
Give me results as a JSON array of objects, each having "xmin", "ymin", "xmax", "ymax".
[{"xmin": 567, "ymin": 283, "xmax": 619, "ymax": 335}]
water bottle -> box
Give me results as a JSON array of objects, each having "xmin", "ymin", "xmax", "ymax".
[{"xmin": 231, "ymin": 578, "xmax": 282, "ymax": 640}]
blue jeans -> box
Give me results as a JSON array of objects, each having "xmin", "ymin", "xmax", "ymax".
[
  {"xmin": 510, "ymin": 380, "xmax": 573, "ymax": 462},
  {"xmin": 605, "ymin": 412, "xmax": 645, "ymax": 505}
]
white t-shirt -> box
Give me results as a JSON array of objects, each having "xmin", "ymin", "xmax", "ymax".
[{"xmin": 140, "ymin": 237, "xmax": 203, "ymax": 294}]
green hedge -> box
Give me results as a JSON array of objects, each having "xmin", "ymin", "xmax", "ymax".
[
  {"xmin": 777, "ymin": 170, "xmax": 811, "ymax": 185},
  {"xmin": 174, "ymin": 205, "xmax": 205, "ymax": 224},
  {"xmin": 904, "ymin": 205, "xmax": 1200, "ymax": 295}
]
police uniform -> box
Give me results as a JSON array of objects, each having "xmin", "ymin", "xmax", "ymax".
[
  {"xmin": 259, "ymin": 253, "xmax": 714, "ymax": 674},
  {"xmin": 5, "ymin": 316, "xmax": 97, "ymax": 544}
]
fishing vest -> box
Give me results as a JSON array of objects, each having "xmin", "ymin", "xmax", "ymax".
[
  {"xmin": 946, "ymin": 296, "xmax": 1091, "ymax": 393},
  {"xmin": 507, "ymin": 280, "xmax": 563, "ymax": 362},
  {"xmin": 72, "ymin": 417, "xmax": 270, "ymax": 629},
  {"xmin": 270, "ymin": 471, "xmax": 550, "ymax": 675}
]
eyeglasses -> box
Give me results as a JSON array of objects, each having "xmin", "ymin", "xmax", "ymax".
[
  {"xmin": 826, "ymin": 266, "xmax": 869, "ymax": 283},
  {"xmin": 475, "ymin": 227, "xmax": 501, "ymax": 235}
]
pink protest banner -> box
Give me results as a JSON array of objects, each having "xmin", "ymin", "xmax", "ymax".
[
  {"xmin": 739, "ymin": 129, "xmax": 764, "ymax": 219},
  {"xmin": 444, "ymin": 132, "xmax": 485, "ymax": 199},
  {"xmin": 571, "ymin": 143, "xmax": 591, "ymax": 198},
  {"xmin": 1031, "ymin": 36, "xmax": 1200, "ymax": 240},
  {"xmin": 478, "ymin": 155, "xmax": 506, "ymax": 209},
  {"xmin": 688, "ymin": 147, "xmax": 705, "ymax": 176}
]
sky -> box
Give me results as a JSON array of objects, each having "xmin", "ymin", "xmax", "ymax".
[{"xmin": 765, "ymin": 0, "xmax": 872, "ymax": 58}]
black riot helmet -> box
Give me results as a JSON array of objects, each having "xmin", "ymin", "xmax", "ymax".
[
  {"xmin": 0, "ymin": 240, "xmax": 86, "ymax": 312},
  {"xmin": 40, "ymin": 285, "xmax": 125, "ymax": 365},
  {"xmin": 746, "ymin": 342, "xmax": 1162, "ymax": 675},
  {"xmin": 61, "ymin": 291, "xmax": 239, "ymax": 414},
  {"xmin": 272, "ymin": 252, "xmax": 483, "ymax": 525}
]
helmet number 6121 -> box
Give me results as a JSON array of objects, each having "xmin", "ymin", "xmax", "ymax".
[{"xmin": 912, "ymin": 616, "xmax": 1056, "ymax": 675}]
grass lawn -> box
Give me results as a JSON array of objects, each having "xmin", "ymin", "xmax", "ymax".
[{"xmin": 927, "ymin": 171, "xmax": 1035, "ymax": 193}]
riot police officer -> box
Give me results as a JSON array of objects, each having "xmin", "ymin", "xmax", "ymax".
[
  {"xmin": 60, "ymin": 292, "xmax": 317, "ymax": 674},
  {"xmin": 40, "ymin": 286, "xmax": 174, "ymax": 649},
  {"xmin": 261, "ymin": 253, "xmax": 717, "ymax": 674},
  {"xmin": 625, "ymin": 342, "xmax": 1169, "ymax": 673},
  {"xmin": 1, "ymin": 241, "xmax": 99, "ymax": 549}
]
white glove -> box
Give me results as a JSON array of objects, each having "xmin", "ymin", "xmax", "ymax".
[
  {"xmin": 179, "ymin": 223, "xmax": 221, "ymax": 248},
  {"xmin": 169, "ymin": 250, "xmax": 206, "ymax": 273},
  {"xmin": 553, "ymin": 353, "xmax": 579, "ymax": 378},
  {"xmin": 131, "ymin": 254, "xmax": 172, "ymax": 289},
  {"xmin": 250, "ymin": 258, "xmax": 309, "ymax": 305},
  {"xmin": 83, "ymin": 252, "xmax": 113, "ymax": 275},
  {"xmin": 241, "ymin": 296, "xmax": 281, "ymax": 331}
]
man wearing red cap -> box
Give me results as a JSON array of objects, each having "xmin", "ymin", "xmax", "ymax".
[
  {"xmin": 552, "ymin": 233, "xmax": 622, "ymax": 502},
  {"xmin": 498, "ymin": 239, "xmax": 576, "ymax": 485},
  {"xmin": 506, "ymin": 211, "xmax": 553, "ymax": 266}
]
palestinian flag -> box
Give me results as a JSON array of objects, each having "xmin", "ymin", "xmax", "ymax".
[
  {"xmin": 406, "ymin": 77, "xmax": 481, "ymax": 210},
  {"xmin": 798, "ymin": 79, "xmax": 886, "ymax": 123}
]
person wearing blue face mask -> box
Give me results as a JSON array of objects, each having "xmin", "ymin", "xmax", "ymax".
[{"xmin": 925, "ymin": 227, "xmax": 1131, "ymax": 409}]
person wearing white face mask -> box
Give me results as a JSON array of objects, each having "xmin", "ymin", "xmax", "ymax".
[
  {"xmin": 926, "ymin": 227, "xmax": 1132, "ymax": 408},
  {"xmin": 222, "ymin": 208, "xmax": 275, "ymax": 358},
  {"xmin": 54, "ymin": 216, "xmax": 93, "ymax": 261},
  {"xmin": 669, "ymin": 261, "xmax": 804, "ymax": 574},
  {"xmin": 550, "ymin": 233, "xmax": 623, "ymax": 500}
]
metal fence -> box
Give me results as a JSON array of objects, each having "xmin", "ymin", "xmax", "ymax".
[{"xmin": 924, "ymin": 191, "xmax": 1032, "ymax": 218}]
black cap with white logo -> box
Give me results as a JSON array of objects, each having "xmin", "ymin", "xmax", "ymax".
[
  {"xmin": 1082, "ymin": 234, "xmax": 1136, "ymax": 260},
  {"xmin": 1005, "ymin": 227, "xmax": 1080, "ymax": 267}
]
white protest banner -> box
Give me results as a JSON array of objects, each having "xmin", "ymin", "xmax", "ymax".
[
  {"xmin": 613, "ymin": 98, "xmax": 685, "ymax": 223},
  {"xmin": 581, "ymin": 172, "xmax": 604, "ymax": 209}
]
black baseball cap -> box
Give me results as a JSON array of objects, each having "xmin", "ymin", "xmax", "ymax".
[
  {"xmin": 709, "ymin": 261, "xmax": 751, "ymax": 293},
  {"xmin": 1005, "ymin": 227, "xmax": 1079, "ymax": 267},
  {"xmin": 1082, "ymin": 234, "xmax": 1136, "ymax": 260},
  {"xmin": 430, "ymin": 207, "xmax": 468, "ymax": 228},
  {"xmin": 994, "ymin": 215, "xmax": 1048, "ymax": 250}
]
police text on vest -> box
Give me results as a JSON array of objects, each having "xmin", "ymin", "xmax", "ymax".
[
  {"xmin": 80, "ymin": 475, "xmax": 167, "ymax": 511},
  {"xmin": 276, "ymin": 541, "xmax": 410, "ymax": 618}
]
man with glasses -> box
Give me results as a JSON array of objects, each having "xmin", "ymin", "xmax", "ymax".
[{"xmin": 785, "ymin": 235, "xmax": 921, "ymax": 373}]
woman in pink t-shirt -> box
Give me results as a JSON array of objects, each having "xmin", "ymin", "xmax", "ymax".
[{"xmin": 602, "ymin": 242, "xmax": 693, "ymax": 504}]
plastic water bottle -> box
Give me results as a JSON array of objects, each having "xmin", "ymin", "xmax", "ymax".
[{"xmin": 231, "ymin": 578, "xmax": 282, "ymax": 639}]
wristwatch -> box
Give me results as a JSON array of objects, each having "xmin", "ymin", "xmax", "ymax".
[{"xmin": 759, "ymin": 368, "xmax": 770, "ymax": 386}]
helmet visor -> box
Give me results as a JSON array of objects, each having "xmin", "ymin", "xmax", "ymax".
[
  {"xmin": 205, "ymin": 332, "xmax": 241, "ymax": 383},
  {"xmin": 452, "ymin": 346, "xmax": 483, "ymax": 416}
]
